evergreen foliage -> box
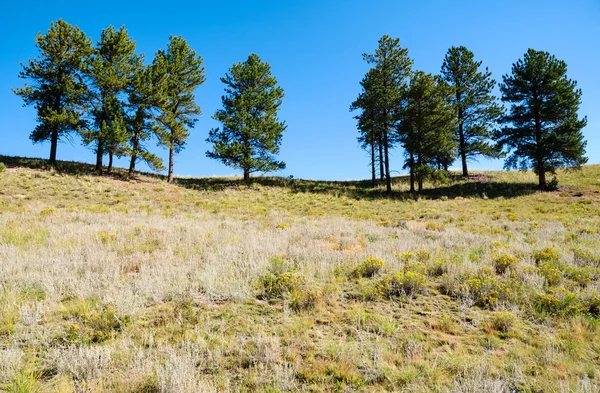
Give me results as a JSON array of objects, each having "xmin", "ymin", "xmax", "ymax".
[
  {"xmin": 206, "ymin": 54, "xmax": 286, "ymax": 184},
  {"xmin": 152, "ymin": 35, "xmax": 205, "ymax": 183},
  {"xmin": 498, "ymin": 49, "xmax": 587, "ymax": 189},
  {"xmin": 399, "ymin": 71, "xmax": 456, "ymax": 192},
  {"xmin": 441, "ymin": 46, "xmax": 503, "ymax": 176},
  {"xmin": 13, "ymin": 20, "xmax": 92, "ymax": 167}
]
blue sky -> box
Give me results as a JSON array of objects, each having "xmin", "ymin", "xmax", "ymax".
[{"xmin": 1, "ymin": 0, "xmax": 598, "ymax": 180}]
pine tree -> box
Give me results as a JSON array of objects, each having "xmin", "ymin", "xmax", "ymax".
[
  {"xmin": 13, "ymin": 20, "xmax": 92, "ymax": 167},
  {"xmin": 81, "ymin": 25, "xmax": 140, "ymax": 174},
  {"xmin": 125, "ymin": 64, "xmax": 164, "ymax": 178},
  {"xmin": 498, "ymin": 49, "xmax": 587, "ymax": 189},
  {"xmin": 206, "ymin": 54, "xmax": 287, "ymax": 184},
  {"xmin": 357, "ymin": 35, "xmax": 413, "ymax": 193},
  {"xmin": 351, "ymin": 69, "xmax": 381, "ymax": 188},
  {"xmin": 152, "ymin": 36, "xmax": 205, "ymax": 183},
  {"xmin": 399, "ymin": 71, "xmax": 456, "ymax": 192},
  {"xmin": 441, "ymin": 46, "xmax": 503, "ymax": 176}
]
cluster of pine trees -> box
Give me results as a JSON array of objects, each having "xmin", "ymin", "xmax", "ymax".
[
  {"xmin": 352, "ymin": 35, "xmax": 588, "ymax": 191},
  {"xmin": 14, "ymin": 21, "xmax": 287, "ymax": 184}
]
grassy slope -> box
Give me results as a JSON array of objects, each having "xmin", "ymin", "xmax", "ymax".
[{"xmin": 0, "ymin": 155, "xmax": 600, "ymax": 392}]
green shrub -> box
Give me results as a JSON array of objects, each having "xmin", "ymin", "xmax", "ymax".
[
  {"xmin": 63, "ymin": 301, "xmax": 129, "ymax": 344},
  {"xmin": 538, "ymin": 262, "xmax": 562, "ymax": 286},
  {"xmin": 533, "ymin": 246, "xmax": 561, "ymax": 265},
  {"xmin": 378, "ymin": 271, "xmax": 426, "ymax": 298},
  {"xmin": 351, "ymin": 257, "xmax": 384, "ymax": 278},
  {"xmin": 573, "ymin": 248, "xmax": 600, "ymax": 267},
  {"xmin": 490, "ymin": 311, "xmax": 516, "ymax": 333},
  {"xmin": 565, "ymin": 266, "xmax": 598, "ymax": 287},
  {"xmin": 287, "ymin": 289, "xmax": 322, "ymax": 312},
  {"xmin": 256, "ymin": 256, "xmax": 305, "ymax": 299},
  {"xmin": 533, "ymin": 288, "xmax": 585, "ymax": 316},
  {"xmin": 492, "ymin": 253, "xmax": 517, "ymax": 274},
  {"xmin": 0, "ymin": 162, "xmax": 5, "ymax": 173},
  {"xmin": 464, "ymin": 273, "xmax": 515, "ymax": 309}
]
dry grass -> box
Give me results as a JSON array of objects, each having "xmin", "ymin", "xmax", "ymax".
[{"xmin": 0, "ymin": 158, "xmax": 599, "ymax": 392}]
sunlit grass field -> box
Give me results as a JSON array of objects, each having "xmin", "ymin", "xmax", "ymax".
[{"xmin": 1, "ymin": 155, "xmax": 600, "ymax": 392}]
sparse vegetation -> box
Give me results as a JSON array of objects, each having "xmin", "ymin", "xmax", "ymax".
[{"xmin": 0, "ymin": 159, "xmax": 599, "ymax": 391}]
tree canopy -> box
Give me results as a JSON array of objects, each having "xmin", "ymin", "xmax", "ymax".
[
  {"xmin": 441, "ymin": 46, "xmax": 503, "ymax": 176},
  {"xmin": 498, "ymin": 49, "xmax": 587, "ymax": 189},
  {"xmin": 207, "ymin": 54, "xmax": 286, "ymax": 183},
  {"xmin": 13, "ymin": 20, "xmax": 92, "ymax": 166}
]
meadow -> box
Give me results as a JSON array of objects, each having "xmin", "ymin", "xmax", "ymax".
[{"xmin": 0, "ymin": 155, "xmax": 600, "ymax": 392}]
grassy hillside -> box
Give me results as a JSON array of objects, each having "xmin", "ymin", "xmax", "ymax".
[{"xmin": 1, "ymin": 155, "xmax": 600, "ymax": 392}]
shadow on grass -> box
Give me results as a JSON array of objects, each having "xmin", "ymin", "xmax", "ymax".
[
  {"xmin": 1, "ymin": 154, "xmax": 538, "ymax": 200},
  {"xmin": 0, "ymin": 154, "xmax": 165, "ymax": 182},
  {"xmin": 176, "ymin": 173, "xmax": 538, "ymax": 200}
]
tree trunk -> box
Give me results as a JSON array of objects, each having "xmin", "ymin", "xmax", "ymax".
[
  {"xmin": 96, "ymin": 141, "xmax": 103, "ymax": 174},
  {"xmin": 168, "ymin": 146, "xmax": 174, "ymax": 184},
  {"xmin": 107, "ymin": 153, "xmax": 113, "ymax": 173},
  {"xmin": 49, "ymin": 128, "xmax": 58, "ymax": 167},
  {"xmin": 371, "ymin": 140, "xmax": 376, "ymax": 188},
  {"xmin": 378, "ymin": 137, "xmax": 384, "ymax": 181},
  {"xmin": 128, "ymin": 134, "xmax": 138, "ymax": 178},
  {"xmin": 243, "ymin": 168, "xmax": 250, "ymax": 184},
  {"xmin": 417, "ymin": 153, "xmax": 423, "ymax": 193},
  {"xmin": 383, "ymin": 128, "xmax": 391, "ymax": 193},
  {"xmin": 409, "ymin": 153, "xmax": 415, "ymax": 192},
  {"xmin": 457, "ymin": 94, "xmax": 468, "ymax": 177},
  {"xmin": 538, "ymin": 169, "xmax": 546, "ymax": 189}
]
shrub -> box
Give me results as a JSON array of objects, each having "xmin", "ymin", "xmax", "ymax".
[
  {"xmin": 538, "ymin": 262, "xmax": 562, "ymax": 286},
  {"xmin": 533, "ymin": 288, "xmax": 585, "ymax": 316},
  {"xmin": 256, "ymin": 256, "xmax": 305, "ymax": 299},
  {"xmin": 573, "ymin": 248, "xmax": 600, "ymax": 267},
  {"xmin": 378, "ymin": 271, "xmax": 426, "ymax": 298},
  {"xmin": 63, "ymin": 301, "xmax": 129, "ymax": 344},
  {"xmin": 465, "ymin": 274, "xmax": 514, "ymax": 309},
  {"xmin": 351, "ymin": 257, "xmax": 384, "ymax": 278},
  {"xmin": 565, "ymin": 266, "xmax": 597, "ymax": 287},
  {"xmin": 492, "ymin": 253, "xmax": 517, "ymax": 274},
  {"xmin": 490, "ymin": 311, "xmax": 516, "ymax": 333},
  {"xmin": 0, "ymin": 162, "xmax": 5, "ymax": 173},
  {"xmin": 533, "ymin": 246, "xmax": 561, "ymax": 265},
  {"xmin": 287, "ymin": 289, "xmax": 322, "ymax": 312}
]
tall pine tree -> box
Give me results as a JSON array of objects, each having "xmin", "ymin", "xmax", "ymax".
[
  {"xmin": 354, "ymin": 35, "xmax": 413, "ymax": 193},
  {"xmin": 441, "ymin": 46, "xmax": 503, "ymax": 176},
  {"xmin": 13, "ymin": 20, "xmax": 92, "ymax": 167},
  {"xmin": 206, "ymin": 54, "xmax": 286, "ymax": 184},
  {"xmin": 498, "ymin": 49, "xmax": 587, "ymax": 189},
  {"xmin": 125, "ymin": 63, "xmax": 164, "ymax": 177},
  {"xmin": 399, "ymin": 71, "xmax": 456, "ymax": 192},
  {"xmin": 152, "ymin": 36, "xmax": 205, "ymax": 183},
  {"xmin": 351, "ymin": 69, "xmax": 381, "ymax": 188},
  {"xmin": 81, "ymin": 25, "xmax": 140, "ymax": 174}
]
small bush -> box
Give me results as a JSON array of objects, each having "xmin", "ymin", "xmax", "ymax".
[
  {"xmin": 63, "ymin": 301, "xmax": 129, "ymax": 344},
  {"xmin": 378, "ymin": 271, "xmax": 426, "ymax": 298},
  {"xmin": 0, "ymin": 162, "xmax": 5, "ymax": 173},
  {"xmin": 351, "ymin": 257, "xmax": 384, "ymax": 278},
  {"xmin": 533, "ymin": 247, "xmax": 561, "ymax": 265},
  {"xmin": 465, "ymin": 274, "xmax": 515, "ymax": 309},
  {"xmin": 287, "ymin": 289, "xmax": 322, "ymax": 312},
  {"xmin": 565, "ymin": 266, "xmax": 598, "ymax": 287},
  {"xmin": 256, "ymin": 256, "xmax": 305, "ymax": 299},
  {"xmin": 534, "ymin": 288, "xmax": 585, "ymax": 316},
  {"xmin": 573, "ymin": 248, "xmax": 600, "ymax": 267},
  {"xmin": 490, "ymin": 311, "xmax": 516, "ymax": 333},
  {"xmin": 538, "ymin": 262, "xmax": 562, "ymax": 286},
  {"xmin": 492, "ymin": 253, "xmax": 517, "ymax": 274}
]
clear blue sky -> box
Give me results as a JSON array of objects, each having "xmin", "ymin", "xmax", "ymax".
[{"xmin": 1, "ymin": 0, "xmax": 598, "ymax": 180}]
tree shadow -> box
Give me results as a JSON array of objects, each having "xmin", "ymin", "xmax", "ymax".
[
  {"xmin": 0, "ymin": 154, "xmax": 164, "ymax": 183},
  {"xmin": 1, "ymin": 154, "xmax": 538, "ymax": 200}
]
